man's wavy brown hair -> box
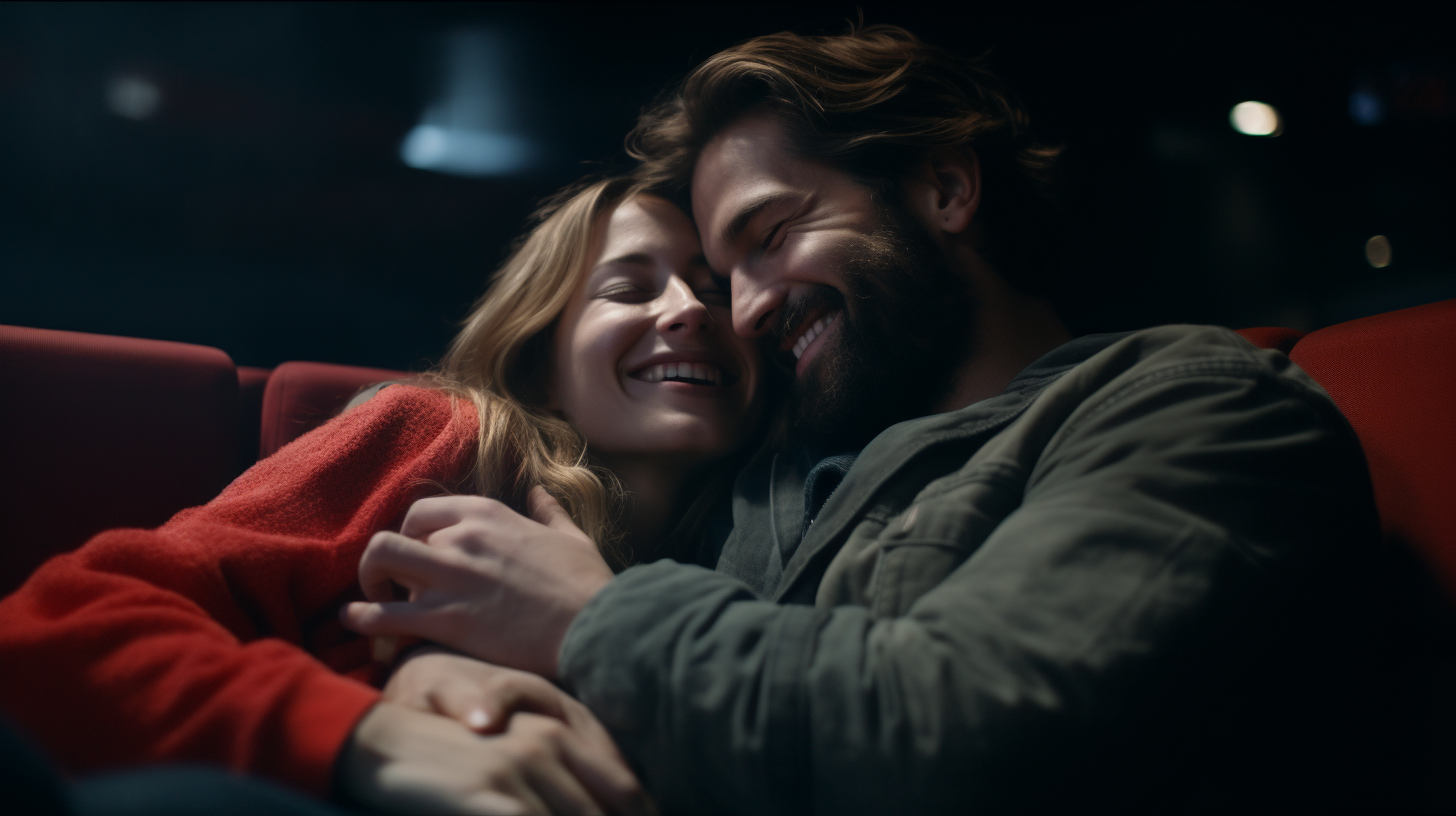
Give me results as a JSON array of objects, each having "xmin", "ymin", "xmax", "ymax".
[{"xmin": 628, "ymin": 24, "xmax": 1066, "ymax": 298}]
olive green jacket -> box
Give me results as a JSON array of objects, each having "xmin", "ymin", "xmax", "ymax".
[{"xmin": 559, "ymin": 326, "xmax": 1378, "ymax": 814}]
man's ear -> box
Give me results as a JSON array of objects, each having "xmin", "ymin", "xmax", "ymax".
[{"xmin": 906, "ymin": 147, "xmax": 981, "ymax": 236}]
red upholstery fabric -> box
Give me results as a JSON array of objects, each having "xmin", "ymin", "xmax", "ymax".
[
  {"xmin": 0, "ymin": 325, "xmax": 239, "ymax": 597},
  {"xmin": 1234, "ymin": 326, "xmax": 1305, "ymax": 355},
  {"xmin": 1289, "ymin": 299, "xmax": 1456, "ymax": 599},
  {"xmin": 237, "ymin": 365, "xmax": 271, "ymax": 469},
  {"xmin": 259, "ymin": 361, "xmax": 410, "ymax": 458}
]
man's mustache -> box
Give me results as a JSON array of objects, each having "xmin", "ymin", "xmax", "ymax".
[{"xmin": 764, "ymin": 285, "xmax": 847, "ymax": 354}]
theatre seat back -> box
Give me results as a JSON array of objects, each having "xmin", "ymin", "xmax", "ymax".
[
  {"xmin": 0, "ymin": 325, "xmax": 239, "ymax": 597},
  {"xmin": 1233, "ymin": 325, "xmax": 1305, "ymax": 355},
  {"xmin": 1287, "ymin": 299, "xmax": 1456, "ymax": 599},
  {"xmin": 259, "ymin": 361, "xmax": 410, "ymax": 458}
]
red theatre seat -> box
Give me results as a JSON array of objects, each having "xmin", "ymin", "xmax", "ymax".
[
  {"xmin": 0, "ymin": 325, "xmax": 409, "ymax": 596},
  {"xmin": 0, "ymin": 325, "xmax": 240, "ymax": 597},
  {"xmin": 259, "ymin": 361, "xmax": 411, "ymax": 458},
  {"xmin": 1232, "ymin": 325, "xmax": 1305, "ymax": 356},
  {"xmin": 1288, "ymin": 299, "xmax": 1456, "ymax": 599}
]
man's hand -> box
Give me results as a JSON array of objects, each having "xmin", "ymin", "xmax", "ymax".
[
  {"xmin": 384, "ymin": 647, "xmax": 590, "ymax": 736},
  {"xmin": 338, "ymin": 701, "xmax": 652, "ymax": 816},
  {"xmin": 341, "ymin": 487, "xmax": 614, "ymax": 678}
]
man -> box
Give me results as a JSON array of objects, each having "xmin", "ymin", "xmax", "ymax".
[{"xmin": 347, "ymin": 25, "xmax": 1381, "ymax": 813}]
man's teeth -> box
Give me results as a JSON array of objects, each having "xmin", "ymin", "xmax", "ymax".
[
  {"xmin": 638, "ymin": 362, "xmax": 723, "ymax": 385},
  {"xmin": 792, "ymin": 312, "xmax": 839, "ymax": 360}
]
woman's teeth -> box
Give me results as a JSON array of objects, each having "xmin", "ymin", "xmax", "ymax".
[
  {"xmin": 792, "ymin": 312, "xmax": 838, "ymax": 360},
  {"xmin": 638, "ymin": 362, "xmax": 723, "ymax": 385}
]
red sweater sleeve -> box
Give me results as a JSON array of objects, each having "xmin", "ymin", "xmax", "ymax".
[{"xmin": 0, "ymin": 385, "xmax": 477, "ymax": 796}]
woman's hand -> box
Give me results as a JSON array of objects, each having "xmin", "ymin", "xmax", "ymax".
[
  {"xmin": 338, "ymin": 701, "xmax": 652, "ymax": 816},
  {"xmin": 341, "ymin": 487, "xmax": 614, "ymax": 678},
  {"xmin": 384, "ymin": 646, "xmax": 589, "ymax": 736}
]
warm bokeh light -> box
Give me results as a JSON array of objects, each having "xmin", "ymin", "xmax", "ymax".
[
  {"xmin": 1365, "ymin": 235, "xmax": 1393, "ymax": 268},
  {"xmin": 1230, "ymin": 101, "xmax": 1282, "ymax": 136}
]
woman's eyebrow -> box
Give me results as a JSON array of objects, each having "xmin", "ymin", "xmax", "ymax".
[{"xmin": 595, "ymin": 252, "xmax": 654, "ymax": 268}]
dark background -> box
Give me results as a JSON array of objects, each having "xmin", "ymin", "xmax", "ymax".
[{"xmin": 1, "ymin": 3, "xmax": 1451, "ymax": 372}]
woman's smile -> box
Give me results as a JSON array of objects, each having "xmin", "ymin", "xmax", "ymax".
[{"xmin": 550, "ymin": 195, "xmax": 763, "ymax": 468}]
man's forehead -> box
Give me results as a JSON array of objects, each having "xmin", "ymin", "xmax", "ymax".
[{"xmin": 692, "ymin": 113, "xmax": 802, "ymax": 240}]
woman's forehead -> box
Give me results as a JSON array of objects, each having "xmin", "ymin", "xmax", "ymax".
[{"xmin": 595, "ymin": 196, "xmax": 702, "ymax": 264}]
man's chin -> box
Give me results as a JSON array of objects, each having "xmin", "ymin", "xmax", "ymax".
[{"xmin": 790, "ymin": 344, "xmax": 892, "ymax": 452}]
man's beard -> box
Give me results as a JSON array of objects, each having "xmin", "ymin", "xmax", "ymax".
[{"xmin": 782, "ymin": 199, "xmax": 978, "ymax": 452}]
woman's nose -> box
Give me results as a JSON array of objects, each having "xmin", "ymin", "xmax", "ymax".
[{"xmin": 657, "ymin": 277, "xmax": 713, "ymax": 335}]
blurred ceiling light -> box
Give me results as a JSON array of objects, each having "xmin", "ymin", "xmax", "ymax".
[
  {"xmin": 1229, "ymin": 101, "xmax": 1282, "ymax": 136},
  {"xmin": 1349, "ymin": 88, "xmax": 1384, "ymax": 126},
  {"xmin": 401, "ymin": 28, "xmax": 536, "ymax": 177},
  {"xmin": 1365, "ymin": 235, "xmax": 1393, "ymax": 268},
  {"xmin": 106, "ymin": 75, "xmax": 162, "ymax": 120},
  {"xmin": 401, "ymin": 125, "xmax": 534, "ymax": 177}
]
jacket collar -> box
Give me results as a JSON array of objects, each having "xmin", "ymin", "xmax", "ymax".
[{"xmin": 772, "ymin": 332, "xmax": 1133, "ymax": 602}]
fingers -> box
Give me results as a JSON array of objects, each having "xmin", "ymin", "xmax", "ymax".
[
  {"xmin": 484, "ymin": 671, "xmax": 570, "ymax": 724},
  {"xmin": 341, "ymin": 599, "xmax": 449, "ymax": 642},
  {"xmin": 427, "ymin": 667, "xmax": 570, "ymax": 736},
  {"xmin": 357, "ymin": 531, "xmax": 453, "ymax": 603},
  {"xmin": 382, "ymin": 648, "xmax": 501, "ymax": 734},
  {"xmin": 401, "ymin": 494, "xmax": 505, "ymax": 541},
  {"xmin": 526, "ymin": 486, "xmax": 593, "ymax": 547},
  {"xmin": 427, "ymin": 675, "xmax": 496, "ymax": 734},
  {"xmin": 514, "ymin": 713, "xmax": 653, "ymax": 816}
]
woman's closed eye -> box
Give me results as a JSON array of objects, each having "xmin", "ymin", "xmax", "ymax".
[{"xmin": 595, "ymin": 283, "xmax": 653, "ymax": 302}]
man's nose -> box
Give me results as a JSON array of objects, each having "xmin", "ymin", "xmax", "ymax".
[
  {"xmin": 657, "ymin": 277, "xmax": 713, "ymax": 335},
  {"xmin": 731, "ymin": 269, "xmax": 785, "ymax": 340}
]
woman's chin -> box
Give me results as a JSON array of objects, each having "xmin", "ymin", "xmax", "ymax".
[{"xmin": 595, "ymin": 418, "xmax": 746, "ymax": 467}]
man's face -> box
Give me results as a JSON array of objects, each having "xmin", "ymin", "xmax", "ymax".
[{"xmin": 693, "ymin": 111, "xmax": 975, "ymax": 450}]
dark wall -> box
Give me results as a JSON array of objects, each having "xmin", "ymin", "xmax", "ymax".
[{"xmin": 0, "ymin": 3, "xmax": 1450, "ymax": 370}]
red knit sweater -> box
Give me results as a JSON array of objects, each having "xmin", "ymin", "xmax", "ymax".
[{"xmin": 0, "ymin": 386, "xmax": 476, "ymax": 796}]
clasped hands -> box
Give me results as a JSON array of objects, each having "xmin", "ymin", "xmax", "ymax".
[{"xmin": 337, "ymin": 488, "xmax": 637, "ymax": 816}]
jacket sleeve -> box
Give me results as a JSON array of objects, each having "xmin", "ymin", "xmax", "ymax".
[
  {"xmin": 0, "ymin": 386, "xmax": 476, "ymax": 796},
  {"xmin": 558, "ymin": 356, "xmax": 1377, "ymax": 814}
]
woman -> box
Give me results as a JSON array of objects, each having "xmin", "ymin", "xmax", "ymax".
[
  {"xmin": 0, "ymin": 176, "xmax": 764, "ymax": 815},
  {"xmin": 427, "ymin": 175, "xmax": 760, "ymax": 568}
]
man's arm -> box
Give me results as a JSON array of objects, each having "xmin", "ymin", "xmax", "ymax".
[{"xmin": 558, "ymin": 361, "xmax": 1377, "ymax": 813}]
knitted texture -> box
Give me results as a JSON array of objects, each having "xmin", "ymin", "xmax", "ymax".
[{"xmin": 0, "ymin": 386, "xmax": 476, "ymax": 796}]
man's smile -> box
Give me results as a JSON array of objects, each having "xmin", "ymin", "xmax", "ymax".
[
  {"xmin": 787, "ymin": 311, "xmax": 840, "ymax": 376},
  {"xmin": 791, "ymin": 312, "xmax": 838, "ymax": 361}
]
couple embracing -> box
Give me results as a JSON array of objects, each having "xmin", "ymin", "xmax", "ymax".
[{"xmin": 0, "ymin": 25, "xmax": 1379, "ymax": 815}]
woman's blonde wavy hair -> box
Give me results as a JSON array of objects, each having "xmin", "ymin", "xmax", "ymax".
[{"xmin": 429, "ymin": 176, "xmax": 639, "ymax": 565}]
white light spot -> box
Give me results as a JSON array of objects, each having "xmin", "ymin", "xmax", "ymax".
[
  {"xmin": 106, "ymin": 75, "xmax": 162, "ymax": 120},
  {"xmin": 1230, "ymin": 101, "xmax": 1282, "ymax": 136},
  {"xmin": 1365, "ymin": 235, "xmax": 1392, "ymax": 269},
  {"xmin": 400, "ymin": 125, "xmax": 535, "ymax": 177},
  {"xmin": 399, "ymin": 28, "xmax": 538, "ymax": 178}
]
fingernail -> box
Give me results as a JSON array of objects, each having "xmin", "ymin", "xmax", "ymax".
[{"xmin": 467, "ymin": 709, "xmax": 490, "ymax": 730}]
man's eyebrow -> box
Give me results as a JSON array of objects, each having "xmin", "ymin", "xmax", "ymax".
[{"xmin": 720, "ymin": 192, "xmax": 797, "ymax": 248}]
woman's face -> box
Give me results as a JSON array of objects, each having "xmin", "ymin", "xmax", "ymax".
[{"xmin": 549, "ymin": 196, "xmax": 763, "ymax": 470}]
